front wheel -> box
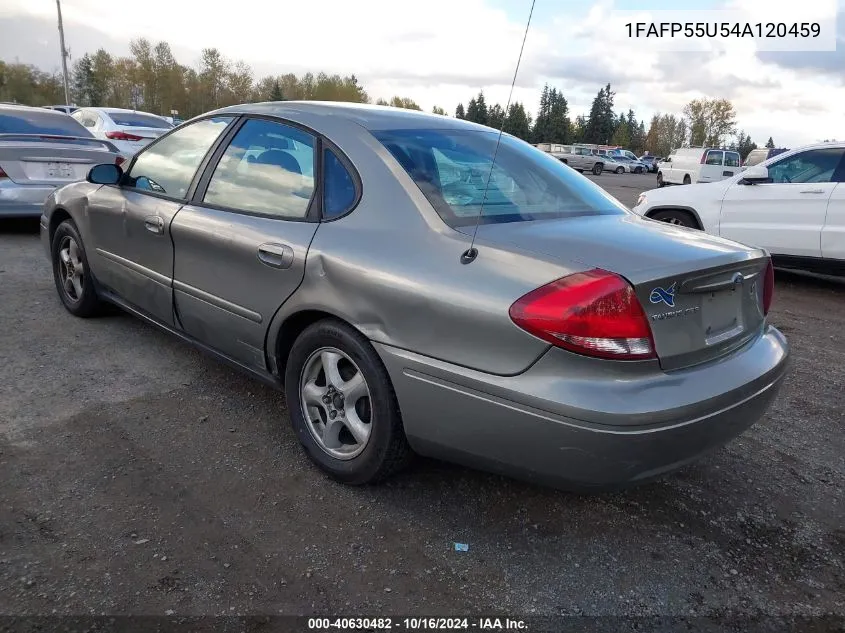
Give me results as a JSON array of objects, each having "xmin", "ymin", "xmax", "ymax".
[
  {"xmin": 285, "ymin": 319, "xmax": 411, "ymax": 485},
  {"xmin": 656, "ymin": 172, "xmax": 665, "ymax": 187},
  {"xmin": 615, "ymin": 166, "xmax": 624, "ymax": 174},
  {"xmin": 592, "ymin": 163, "xmax": 603, "ymax": 176},
  {"xmin": 51, "ymin": 219, "xmax": 103, "ymax": 317}
]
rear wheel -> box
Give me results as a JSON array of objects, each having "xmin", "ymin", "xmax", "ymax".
[
  {"xmin": 656, "ymin": 172, "xmax": 665, "ymax": 187},
  {"xmin": 615, "ymin": 166, "xmax": 624, "ymax": 174},
  {"xmin": 650, "ymin": 209, "xmax": 698, "ymax": 229},
  {"xmin": 51, "ymin": 219, "xmax": 103, "ymax": 317},
  {"xmin": 592, "ymin": 163, "xmax": 603, "ymax": 176},
  {"xmin": 683, "ymin": 174, "xmax": 692, "ymax": 185},
  {"xmin": 285, "ymin": 319, "xmax": 411, "ymax": 485}
]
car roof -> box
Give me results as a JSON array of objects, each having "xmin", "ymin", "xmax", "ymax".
[
  {"xmin": 85, "ymin": 107, "xmax": 164, "ymax": 117},
  {"xmin": 0, "ymin": 103, "xmax": 74, "ymax": 119},
  {"xmin": 210, "ymin": 101, "xmax": 496, "ymax": 132}
]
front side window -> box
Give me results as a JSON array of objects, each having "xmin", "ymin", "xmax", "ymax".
[
  {"xmin": 373, "ymin": 128, "xmax": 628, "ymax": 228},
  {"xmin": 766, "ymin": 148, "xmax": 845, "ymax": 184},
  {"xmin": 203, "ymin": 118, "xmax": 316, "ymax": 218},
  {"xmin": 126, "ymin": 116, "xmax": 232, "ymax": 198},
  {"xmin": 705, "ymin": 150, "xmax": 724, "ymax": 166}
]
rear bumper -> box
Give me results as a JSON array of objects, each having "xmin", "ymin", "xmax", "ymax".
[
  {"xmin": 376, "ymin": 325, "xmax": 788, "ymax": 489},
  {"xmin": 0, "ymin": 181, "xmax": 55, "ymax": 218}
]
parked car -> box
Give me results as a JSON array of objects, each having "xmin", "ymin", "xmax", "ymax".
[
  {"xmin": 744, "ymin": 147, "xmax": 789, "ymax": 167},
  {"xmin": 40, "ymin": 102, "xmax": 788, "ymax": 490},
  {"xmin": 633, "ymin": 142, "xmax": 845, "ymax": 275},
  {"xmin": 0, "ymin": 104, "xmax": 121, "ymax": 218},
  {"xmin": 43, "ymin": 105, "xmax": 79, "ymax": 115},
  {"xmin": 601, "ymin": 154, "xmax": 630, "ymax": 174},
  {"xmin": 639, "ymin": 155, "xmax": 661, "ymax": 173},
  {"xmin": 71, "ymin": 107, "xmax": 173, "ymax": 158},
  {"xmin": 657, "ymin": 147, "xmax": 742, "ymax": 187},
  {"xmin": 613, "ymin": 155, "xmax": 648, "ymax": 174},
  {"xmin": 551, "ymin": 145, "xmax": 604, "ymax": 175}
]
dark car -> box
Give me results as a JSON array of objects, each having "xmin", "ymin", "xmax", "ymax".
[{"xmin": 638, "ymin": 155, "xmax": 661, "ymax": 173}]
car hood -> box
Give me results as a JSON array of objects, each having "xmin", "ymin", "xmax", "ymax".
[{"xmin": 462, "ymin": 213, "xmax": 762, "ymax": 284}]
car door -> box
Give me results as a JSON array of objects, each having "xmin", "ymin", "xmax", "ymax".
[
  {"xmin": 85, "ymin": 116, "xmax": 236, "ymax": 325},
  {"xmin": 719, "ymin": 147, "xmax": 845, "ymax": 256},
  {"xmin": 170, "ymin": 116, "xmax": 325, "ymax": 370},
  {"xmin": 821, "ymin": 166, "xmax": 845, "ymax": 264}
]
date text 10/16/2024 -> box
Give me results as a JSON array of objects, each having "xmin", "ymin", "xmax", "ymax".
[{"xmin": 308, "ymin": 617, "xmax": 527, "ymax": 630}]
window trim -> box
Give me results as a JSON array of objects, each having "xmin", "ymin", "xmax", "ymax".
[{"xmin": 116, "ymin": 114, "xmax": 240, "ymax": 204}]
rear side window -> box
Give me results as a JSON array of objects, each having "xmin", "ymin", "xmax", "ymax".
[
  {"xmin": 0, "ymin": 109, "xmax": 93, "ymax": 137},
  {"xmin": 127, "ymin": 116, "xmax": 232, "ymax": 199},
  {"xmin": 323, "ymin": 149, "xmax": 357, "ymax": 219},
  {"xmin": 107, "ymin": 112, "xmax": 173, "ymax": 129},
  {"xmin": 705, "ymin": 150, "xmax": 723, "ymax": 165},
  {"xmin": 203, "ymin": 118, "xmax": 316, "ymax": 218},
  {"xmin": 373, "ymin": 128, "xmax": 628, "ymax": 228},
  {"xmin": 724, "ymin": 152, "xmax": 740, "ymax": 167}
]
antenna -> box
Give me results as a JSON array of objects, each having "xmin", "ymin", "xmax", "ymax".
[{"xmin": 461, "ymin": 0, "xmax": 536, "ymax": 265}]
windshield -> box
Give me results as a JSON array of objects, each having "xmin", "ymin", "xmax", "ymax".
[
  {"xmin": 106, "ymin": 112, "xmax": 173, "ymax": 129},
  {"xmin": 0, "ymin": 109, "xmax": 93, "ymax": 136},
  {"xmin": 373, "ymin": 128, "xmax": 629, "ymax": 227}
]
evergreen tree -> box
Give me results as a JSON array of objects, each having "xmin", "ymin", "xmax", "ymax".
[
  {"xmin": 432, "ymin": 105, "xmax": 446, "ymax": 115},
  {"xmin": 269, "ymin": 80, "xmax": 284, "ymax": 101},
  {"xmin": 455, "ymin": 103, "xmax": 465, "ymax": 119},
  {"xmin": 465, "ymin": 91, "xmax": 489, "ymax": 126},
  {"xmin": 583, "ymin": 84, "xmax": 616, "ymax": 144},
  {"xmin": 488, "ymin": 103, "xmax": 505, "ymax": 130},
  {"xmin": 503, "ymin": 102, "xmax": 531, "ymax": 140},
  {"xmin": 765, "ymin": 136, "xmax": 775, "ymax": 148}
]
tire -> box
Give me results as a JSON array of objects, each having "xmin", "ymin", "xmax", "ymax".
[
  {"xmin": 51, "ymin": 219, "xmax": 103, "ymax": 317},
  {"xmin": 683, "ymin": 175, "xmax": 692, "ymax": 185},
  {"xmin": 592, "ymin": 163, "xmax": 603, "ymax": 176},
  {"xmin": 656, "ymin": 172, "xmax": 664, "ymax": 187},
  {"xmin": 285, "ymin": 318, "xmax": 411, "ymax": 485},
  {"xmin": 615, "ymin": 166, "xmax": 624, "ymax": 174},
  {"xmin": 650, "ymin": 209, "xmax": 698, "ymax": 229}
]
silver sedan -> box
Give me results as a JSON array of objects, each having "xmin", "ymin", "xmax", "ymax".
[{"xmin": 40, "ymin": 102, "xmax": 789, "ymax": 490}]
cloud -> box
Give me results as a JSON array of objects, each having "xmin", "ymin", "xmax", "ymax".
[{"xmin": 755, "ymin": 10, "xmax": 845, "ymax": 83}]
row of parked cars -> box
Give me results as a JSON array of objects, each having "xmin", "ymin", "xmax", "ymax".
[
  {"xmin": 0, "ymin": 104, "xmax": 173, "ymax": 218},
  {"xmin": 536, "ymin": 144, "xmax": 657, "ymax": 175}
]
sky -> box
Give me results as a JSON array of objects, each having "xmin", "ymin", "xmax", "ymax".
[{"xmin": 0, "ymin": 0, "xmax": 842, "ymax": 148}]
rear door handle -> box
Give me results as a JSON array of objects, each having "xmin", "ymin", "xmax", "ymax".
[
  {"xmin": 800, "ymin": 189, "xmax": 825, "ymax": 194},
  {"xmin": 257, "ymin": 243, "xmax": 294, "ymax": 269},
  {"xmin": 144, "ymin": 215, "xmax": 164, "ymax": 235}
]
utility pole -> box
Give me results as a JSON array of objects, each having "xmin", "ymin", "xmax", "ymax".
[{"xmin": 56, "ymin": 0, "xmax": 71, "ymax": 105}]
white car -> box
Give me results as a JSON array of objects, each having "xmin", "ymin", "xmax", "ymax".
[
  {"xmin": 71, "ymin": 107, "xmax": 172, "ymax": 158},
  {"xmin": 657, "ymin": 147, "xmax": 743, "ymax": 187},
  {"xmin": 633, "ymin": 142, "xmax": 845, "ymax": 274}
]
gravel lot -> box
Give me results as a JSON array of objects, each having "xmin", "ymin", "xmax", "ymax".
[{"xmin": 1, "ymin": 173, "xmax": 843, "ymax": 622}]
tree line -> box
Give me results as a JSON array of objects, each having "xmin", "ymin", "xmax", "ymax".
[{"xmin": 1, "ymin": 39, "xmax": 777, "ymax": 159}]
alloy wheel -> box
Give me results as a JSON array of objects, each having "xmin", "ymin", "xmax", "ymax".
[
  {"xmin": 58, "ymin": 235, "xmax": 84, "ymax": 302},
  {"xmin": 299, "ymin": 347, "xmax": 373, "ymax": 460}
]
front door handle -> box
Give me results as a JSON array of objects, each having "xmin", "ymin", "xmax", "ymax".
[
  {"xmin": 257, "ymin": 243, "xmax": 294, "ymax": 269},
  {"xmin": 800, "ymin": 189, "xmax": 825, "ymax": 194},
  {"xmin": 144, "ymin": 215, "xmax": 164, "ymax": 235}
]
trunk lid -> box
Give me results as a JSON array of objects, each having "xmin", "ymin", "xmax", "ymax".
[
  {"xmin": 468, "ymin": 214, "xmax": 770, "ymax": 370},
  {"xmin": 0, "ymin": 135, "xmax": 118, "ymax": 185}
]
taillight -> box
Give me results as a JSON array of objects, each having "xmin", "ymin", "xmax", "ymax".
[
  {"xmin": 0, "ymin": 165, "xmax": 7, "ymax": 179},
  {"xmin": 106, "ymin": 131, "xmax": 143, "ymax": 141},
  {"xmin": 509, "ymin": 269, "xmax": 656, "ymax": 360},
  {"xmin": 115, "ymin": 156, "xmax": 126, "ymax": 167},
  {"xmin": 700, "ymin": 152, "xmax": 707, "ymax": 164},
  {"xmin": 763, "ymin": 258, "xmax": 774, "ymax": 315}
]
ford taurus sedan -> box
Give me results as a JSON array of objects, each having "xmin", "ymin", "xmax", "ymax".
[{"xmin": 41, "ymin": 102, "xmax": 789, "ymax": 490}]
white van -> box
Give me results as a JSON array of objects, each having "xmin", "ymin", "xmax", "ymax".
[{"xmin": 657, "ymin": 147, "xmax": 742, "ymax": 187}]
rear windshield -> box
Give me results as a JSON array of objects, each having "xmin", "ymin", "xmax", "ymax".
[
  {"xmin": 373, "ymin": 128, "xmax": 628, "ymax": 227},
  {"xmin": 724, "ymin": 152, "xmax": 741, "ymax": 167},
  {"xmin": 106, "ymin": 112, "xmax": 172, "ymax": 129},
  {"xmin": 0, "ymin": 110, "xmax": 93, "ymax": 137}
]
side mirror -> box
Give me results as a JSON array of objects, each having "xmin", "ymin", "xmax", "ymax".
[
  {"xmin": 87, "ymin": 163, "xmax": 122, "ymax": 185},
  {"xmin": 740, "ymin": 165, "xmax": 769, "ymax": 184}
]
